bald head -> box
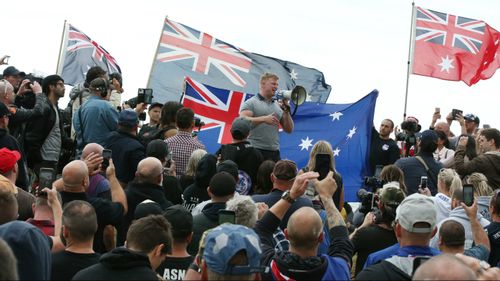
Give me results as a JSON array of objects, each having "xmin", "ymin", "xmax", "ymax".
[
  {"xmin": 136, "ymin": 157, "xmax": 163, "ymax": 184},
  {"xmin": 286, "ymin": 207, "xmax": 323, "ymax": 251},
  {"xmin": 435, "ymin": 122, "xmax": 450, "ymax": 136},
  {"xmin": 412, "ymin": 254, "xmax": 476, "ymax": 280},
  {"xmin": 62, "ymin": 160, "xmax": 89, "ymax": 191},
  {"xmin": 81, "ymin": 143, "xmax": 104, "ymax": 160}
]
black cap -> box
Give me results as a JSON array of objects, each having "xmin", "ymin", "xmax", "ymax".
[
  {"xmin": 2, "ymin": 66, "xmax": 25, "ymax": 77},
  {"xmin": 133, "ymin": 200, "xmax": 163, "ymax": 220},
  {"xmin": 146, "ymin": 139, "xmax": 169, "ymax": 160},
  {"xmin": 163, "ymin": 204, "xmax": 193, "ymax": 234},
  {"xmin": 0, "ymin": 102, "xmax": 11, "ymax": 117},
  {"xmin": 217, "ymin": 160, "xmax": 239, "ymax": 180}
]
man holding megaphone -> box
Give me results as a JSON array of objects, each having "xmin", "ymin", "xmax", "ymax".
[{"xmin": 240, "ymin": 72, "xmax": 295, "ymax": 162}]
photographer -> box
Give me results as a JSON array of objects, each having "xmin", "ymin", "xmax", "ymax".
[
  {"xmin": 395, "ymin": 116, "xmax": 421, "ymax": 158},
  {"xmin": 350, "ymin": 184, "xmax": 405, "ymax": 275}
]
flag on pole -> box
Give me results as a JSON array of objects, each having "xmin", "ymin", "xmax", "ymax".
[
  {"xmin": 412, "ymin": 6, "xmax": 500, "ymax": 85},
  {"xmin": 148, "ymin": 17, "xmax": 331, "ymax": 103},
  {"xmin": 183, "ymin": 77, "xmax": 377, "ymax": 202},
  {"xmin": 57, "ymin": 22, "xmax": 121, "ymax": 85}
]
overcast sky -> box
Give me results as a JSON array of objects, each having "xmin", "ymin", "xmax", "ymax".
[{"xmin": 2, "ymin": 0, "xmax": 499, "ymax": 133}]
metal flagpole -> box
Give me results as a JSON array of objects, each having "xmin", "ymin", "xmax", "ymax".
[
  {"xmin": 56, "ymin": 20, "xmax": 68, "ymax": 75},
  {"xmin": 403, "ymin": 2, "xmax": 416, "ymax": 120}
]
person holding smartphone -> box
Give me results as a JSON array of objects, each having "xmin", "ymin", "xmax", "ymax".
[{"xmin": 303, "ymin": 140, "xmax": 344, "ymax": 211}]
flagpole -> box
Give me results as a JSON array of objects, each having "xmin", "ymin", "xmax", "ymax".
[
  {"xmin": 403, "ymin": 2, "xmax": 416, "ymax": 120},
  {"xmin": 146, "ymin": 16, "xmax": 167, "ymax": 93},
  {"xmin": 56, "ymin": 20, "xmax": 68, "ymax": 75}
]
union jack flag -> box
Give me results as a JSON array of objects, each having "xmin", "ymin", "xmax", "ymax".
[
  {"xmin": 58, "ymin": 23, "xmax": 121, "ymax": 85},
  {"xmin": 159, "ymin": 19, "xmax": 252, "ymax": 87},
  {"xmin": 415, "ymin": 7, "xmax": 485, "ymax": 54},
  {"xmin": 182, "ymin": 77, "xmax": 251, "ymax": 145},
  {"xmin": 412, "ymin": 6, "xmax": 500, "ymax": 85}
]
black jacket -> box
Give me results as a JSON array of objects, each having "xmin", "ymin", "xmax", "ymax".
[
  {"xmin": 0, "ymin": 128, "xmax": 29, "ymax": 190},
  {"xmin": 23, "ymin": 95, "xmax": 72, "ymax": 168},
  {"xmin": 104, "ymin": 130, "xmax": 146, "ymax": 184},
  {"xmin": 182, "ymin": 154, "xmax": 217, "ymax": 212},
  {"xmin": 7, "ymin": 94, "xmax": 44, "ymax": 141},
  {"xmin": 72, "ymin": 247, "xmax": 159, "ymax": 281},
  {"xmin": 187, "ymin": 202, "xmax": 226, "ymax": 255},
  {"xmin": 117, "ymin": 181, "xmax": 173, "ymax": 245}
]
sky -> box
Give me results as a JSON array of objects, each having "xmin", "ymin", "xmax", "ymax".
[{"xmin": 2, "ymin": 0, "xmax": 499, "ymax": 134}]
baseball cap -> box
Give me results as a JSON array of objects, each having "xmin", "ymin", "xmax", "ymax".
[
  {"xmin": 379, "ymin": 185, "xmax": 405, "ymax": 207},
  {"xmin": 0, "ymin": 148, "xmax": 21, "ymax": 174},
  {"xmin": 0, "ymin": 102, "xmax": 11, "ymax": 117},
  {"xmin": 419, "ymin": 130, "xmax": 438, "ymax": 146},
  {"xmin": 272, "ymin": 159, "xmax": 297, "ymax": 181},
  {"xmin": 203, "ymin": 223, "xmax": 266, "ymax": 275},
  {"xmin": 464, "ymin": 113, "xmax": 480, "ymax": 125},
  {"xmin": 396, "ymin": 193, "xmax": 436, "ymax": 233},
  {"xmin": 146, "ymin": 139, "xmax": 169, "ymax": 160},
  {"xmin": 163, "ymin": 205, "xmax": 193, "ymax": 237},
  {"xmin": 118, "ymin": 109, "xmax": 139, "ymax": 128},
  {"xmin": 133, "ymin": 199, "xmax": 163, "ymax": 220},
  {"xmin": 2, "ymin": 66, "xmax": 25, "ymax": 77},
  {"xmin": 231, "ymin": 117, "xmax": 251, "ymax": 137},
  {"xmin": 148, "ymin": 102, "xmax": 163, "ymax": 111},
  {"xmin": 217, "ymin": 160, "xmax": 239, "ymax": 180}
]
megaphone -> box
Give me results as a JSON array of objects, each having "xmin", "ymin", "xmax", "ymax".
[
  {"xmin": 276, "ymin": 86, "xmax": 307, "ymax": 116},
  {"xmin": 276, "ymin": 85, "xmax": 307, "ymax": 106}
]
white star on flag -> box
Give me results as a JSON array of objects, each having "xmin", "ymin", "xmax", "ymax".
[
  {"xmin": 333, "ymin": 147, "xmax": 341, "ymax": 157},
  {"xmin": 299, "ymin": 136, "xmax": 313, "ymax": 151},
  {"xmin": 329, "ymin": 112, "xmax": 343, "ymax": 121},
  {"xmin": 438, "ymin": 56, "xmax": 454, "ymax": 73},
  {"xmin": 289, "ymin": 69, "xmax": 298, "ymax": 80},
  {"xmin": 347, "ymin": 126, "xmax": 357, "ymax": 139}
]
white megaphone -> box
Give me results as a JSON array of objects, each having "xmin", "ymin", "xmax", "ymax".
[
  {"xmin": 276, "ymin": 86, "xmax": 307, "ymax": 116},
  {"xmin": 276, "ymin": 86, "xmax": 307, "ymax": 105}
]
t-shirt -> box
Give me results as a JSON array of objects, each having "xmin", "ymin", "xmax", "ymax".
[
  {"xmin": 352, "ymin": 225, "xmax": 398, "ymax": 275},
  {"xmin": 369, "ymin": 128, "xmax": 400, "ymax": 175},
  {"xmin": 156, "ymin": 256, "xmax": 194, "ymax": 281},
  {"xmin": 487, "ymin": 221, "xmax": 500, "ymax": 266},
  {"xmin": 51, "ymin": 250, "xmax": 100, "ymax": 280}
]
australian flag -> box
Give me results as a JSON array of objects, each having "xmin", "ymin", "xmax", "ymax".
[
  {"xmin": 149, "ymin": 17, "xmax": 331, "ymax": 104},
  {"xmin": 58, "ymin": 23, "xmax": 121, "ymax": 85},
  {"xmin": 185, "ymin": 77, "xmax": 378, "ymax": 202}
]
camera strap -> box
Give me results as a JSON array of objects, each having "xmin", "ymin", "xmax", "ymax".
[{"xmin": 415, "ymin": 156, "xmax": 436, "ymax": 189}]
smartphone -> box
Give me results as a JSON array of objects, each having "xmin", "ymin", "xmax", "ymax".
[
  {"xmin": 137, "ymin": 88, "xmax": 153, "ymax": 104},
  {"xmin": 39, "ymin": 168, "xmax": 55, "ymax": 191},
  {"xmin": 314, "ymin": 154, "xmax": 331, "ymax": 181},
  {"xmin": 435, "ymin": 107, "xmax": 440, "ymax": 114},
  {"xmin": 166, "ymin": 151, "xmax": 173, "ymax": 168},
  {"xmin": 420, "ymin": 176, "xmax": 428, "ymax": 189},
  {"xmin": 102, "ymin": 149, "xmax": 112, "ymax": 169},
  {"xmin": 452, "ymin": 109, "xmax": 463, "ymax": 120},
  {"xmin": 218, "ymin": 209, "xmax": 236, "ymax": 225},
  {"xmin": 483, "ymin": 124, "xmax": 491, "ymax": 129},
  {"xmin": 463, "ymin": 184, "xmax": 474, "ymax": 207}
]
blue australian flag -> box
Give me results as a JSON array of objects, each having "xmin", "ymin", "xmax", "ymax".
[
  {"xmin": 148, "ymin": 17, "xmax": 331, "ymax": 103},
  {"xmin": 280, "ymin": 90, "xmax": 379, "ymax": 202}
]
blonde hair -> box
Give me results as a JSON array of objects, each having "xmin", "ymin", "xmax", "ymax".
[
  {"xmin": 259, "ymin": 72, "xmax": 279, "ymax": 84},
  {"xmin": 0, "ymin": 79, "xmax": 13, "ymax": 96},
  {"xmin": 468, "ymin": 173, "xmax": 493, "ymax": 197},
  {"xmin": 306, "ymin": 140, "xmax": 335, "ymax": 172},
  {"xmin": 438, "ymin": 168, "xmax": 459, "ymax": 193},
  {"xmin": 449, "ymin": 175, "xmax": 464, "ymax": 201},
  {"xmin": 185, "ymin": 149, "xmax": 207, "ymax": 177}
]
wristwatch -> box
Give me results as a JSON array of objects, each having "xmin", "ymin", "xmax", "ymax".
[{"xmin": 281, "ymin": 190, "xmax": 296, "ymax": 204}]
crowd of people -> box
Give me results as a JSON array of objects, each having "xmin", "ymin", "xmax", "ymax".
[{"xmin": 0, "ymin": 61, "xmax": 499, "ymax": 280}]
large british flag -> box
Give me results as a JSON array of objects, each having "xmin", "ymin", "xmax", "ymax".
[
  {"xmin": 412, "ymin": 6, "xmax": 500, "ymax": 85},
  {"xmin": 182, "ymin": 77, "xmax": 252, "ymax": 145},
  {"xmin": 148, "ymin": 17, "xmax": 331, "ymax": 103},
  {"xmin": 58, "ymin": 23, "xmax": 121, "ymax": 85}
]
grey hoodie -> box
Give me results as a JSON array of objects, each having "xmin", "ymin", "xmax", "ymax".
[
  {"xmin": 430, "ymin": 206, "xmax": 490, "ymax": 249},
  {"xmin": 478, "ymin": 196, "xmax": 492, "ymax": 222}
]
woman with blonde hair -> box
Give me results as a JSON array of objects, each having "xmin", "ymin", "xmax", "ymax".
[
  {"xmin": 468, "ymin": 172, "xmax": 494, "ymax": 221},
  {"xmin": 179, "ymin": 149, "xmax": 207, "ymax": 190},
  {"xmin": 434, "ymin": 168, "xmax": 462, "ymax": 223},
  {"xmin": 304, "ymin": 140, "xmax": 344, "ymax": 211}
]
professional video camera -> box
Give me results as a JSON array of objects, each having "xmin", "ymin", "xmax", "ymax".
[
  {"xmin": 364, "ymin": 176, "xmax": 385, "ymax": 190},
  {"xmin": 357, "ymin": 188, "xmax": 378, "ymax": 214},
  {"xmin": 395, "ymin": 117, "xmax": 422, "ymax": 156}
]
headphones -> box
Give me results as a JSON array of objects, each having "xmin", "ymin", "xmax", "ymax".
[{"xmin": 90, "ymin": 78, "xmax": 109, "ymax": 98}]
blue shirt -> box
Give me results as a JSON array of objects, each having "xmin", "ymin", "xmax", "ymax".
[
  {"xmin": 73, "ymin": 95, "xmax": 119, "ymax": 151},
  {"xmin": 363, "ymin": 243, "xmax": 441, "ymax": 269}
]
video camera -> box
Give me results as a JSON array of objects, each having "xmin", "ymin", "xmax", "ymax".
[
  {"xmin": 192, "ymin": 117, "xmax": 205, "ymax": 137},
  {"xmin": 364, "ymin": 176, "xmax": 385, "ymax": 190},
  {"xmin": 396, "ymin": 119, "xmax": 421, "ymax": 156},
  {"xmin": 357, "ymin": 188, "xmax": 379, "ymax": 214}
]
